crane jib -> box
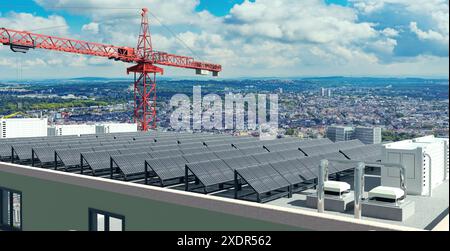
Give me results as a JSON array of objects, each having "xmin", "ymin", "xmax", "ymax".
[{"xmin": 0, "ymin": 8, "xmax": 222, "ymax": 131}]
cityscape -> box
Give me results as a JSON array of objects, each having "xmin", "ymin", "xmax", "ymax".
[
  {"xmin": 1, "ymin": 77, "xmax": 448, "ymax": 140},
  {"xmin": 0, "ymin": 0, "xmax": 449, "ymax": 235}
]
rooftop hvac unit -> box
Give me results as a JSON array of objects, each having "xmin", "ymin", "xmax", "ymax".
[
  {"xmin": 382, "ymin": 137, "xmax": 446, "ymax": 196},
  {"xmin": 413, "ymin": 136, "xmax": 449, "ymax": 181}
]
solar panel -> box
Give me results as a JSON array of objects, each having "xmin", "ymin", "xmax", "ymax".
[
  {"xmin": 183, "ymin": 152, "xmax": 219, "ymax": 163},
  {"xmin": 290, "ymin": 159, "xmax": 317, "ymax": 180},
  {"xmin": 300, "ymin": 143, "xmax": 339, "ymax": 156},
  {"xmin": 150, "ymin": 149, "xmax": 183, "ymax": 158},
  {"xmin": 118, "ymin": 147, "xmax": 151, "ymax": 155},
  {"xmin": 335, "ymin": 140, "xmax": 364, "ymax": 150},
  {"xmin": 261, "ymin": 138, "xmax": 332, "ymax": 152},
  {"xmin": 112, "ymin": 153, "xmax": 152, "ymax": 176},
  {"xmin": 145, "ymin": 156, "xmax": 187, "ymax": 181},
  {"xmin": 261, "ymin": 138, "xmax": 297, "ymax": 146},
  {"xmin": 180, "ymin": 147, "xmax": 209, "ymax": 155},
  {"xmin": 178, "ymin": 142, "xmax": 205, "ymax": 150},
  {"xmin": 204, "ymin": 139, "xmax": 232, "ymax": 146},
  {"xmin": 151, "ymin": 144, "xmax": 177, "ymax": 152},
  {"xmin": 239, "ymin": 147, "xmax": 267, "ymax": 155},
  {"xmin": 33, "ymin": 145, "xmax": 69, "ymax": 163},
  {"xmin": 13, "ymin": 143, "xmax": 47, "ymax": 160},
  {"xmin": 94, "ymin": 145, "xmax": 125, "ymax": 152},
  {"xmin": 82, "ymin": 150, "xmax": 119, "ymax": 172},
  {"xmin": 222, "ymin": 155, "xmax": 259, "ymax": 170},
  {"xmin": 186, "ymin": 159, "xmax": 234, "ymax": 187},
  {"xmin": 122, "ymin": 142, "xmax": 151, "ymax": 149},
  {"xmin": 213, "ymin": 149, "xmax": 244, "ymax": 159},
  {"xmin": 206, "ymin": 144, "xmax": 233, "ymax": 152},
  {"xmin": 296, "ymin": 153, "xmax": 347, "ymax": 176},
  {"xmin": 269, "ymin": 160, "xmax": 305, "ymax": 185},
  {"xmin": 232, "ymin": 141, "xmax": 265, "ymax": 149},
  {"xmin": 320, "ymin": 152, "xmax": 349, "ymax": 172},
  {"xmin": 252, "ymin": 152, "xmax": 285, "ymax": 164},
  {"xmin": 297, "ymin": 156, "xmax": 323, "ymax": 177},
  {"xmin": 341, "ymin": 144, "xmax": 383, "ymax": 162},
  {"xmin": 177, "ymin": 139, "xmax": 204, "ymax": 145},
  {"xmin": 0, "ymin": 143, "xmax": 11, "ymax": 158},
  {"xmin": 0, "ymin": 143, "xmax": 12, "ymax": 158},
  {"xmin": 237, "ymin": 164, "xmax": 290, "ymax": 194},
  {"xmin": 56, "ymin": 147, "xmax": 93, "ymax": 167},
  {"xmin": 364, "ymin": 144, "xmax": 383, "ymax": 162},
  {"xmin": 277, "ymin": 149, "xmax": 305, "ymax": 160}
]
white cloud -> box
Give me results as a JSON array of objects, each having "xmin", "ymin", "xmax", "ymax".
[
  {"xmin": 34, "ymin": 0, "xmax": 213, "ymax": 26},
  {"xmin": 0, "ymin": 0, "xmax": 446, "ymax": 79},
  {"xmin": 0, "ymin": 12, "xmax": 69, "ymax": 36},
  {"xmin": 410, "ymin": 22, "xmax": 448, "ymax": 44},
  {"xmin": 381, "ymin": 28, "xmax": 399, "ymax": 37},
  {"xmin": 352, "ymin": 0, "xmax": 449, "ymax": 44},
  {"xmin": 82, "ymin": 22, "xmax": 99, "ymax": 34}
]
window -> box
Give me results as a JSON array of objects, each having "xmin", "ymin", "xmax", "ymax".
[
  {"xmin": 0, "ymin": 187, "xmax": 22, "ymax": 231},
  {"xmin": 89, "ymin": 209, "xmax": 124, "ymax": 231}
]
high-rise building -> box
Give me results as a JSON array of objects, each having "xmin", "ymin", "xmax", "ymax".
[
  {"xmin": 320, "ymin": 88, "xmax": 326, "ymax": 96},
  {"xmin": 327, "ymin": 89, "xmax": 332, "ymax": 97},
  {"xmin": 354, "ymin": 127, "xmax": 382, "ymax": 144},
  {"xmin": 326, "ymin": 126, "xmax": 354, "ymax": 142}
]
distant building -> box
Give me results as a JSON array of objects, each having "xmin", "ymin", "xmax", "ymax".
[
  {"xmin": 0, "ymin": 118, "xmax": 47, "ymax": 139},
  {"xmin": 327, "ymin": 125, "xmax": 382, "ymax": 144},
  {"xmin": 320, "ymin": 88, "xmax": 332, "ymax": 97},
  {"xmin": 354, "ymin": 127, "xmax": 382, "ymax": 144},
  {"xmin": 48, "ymin": 123, "xmax": 138, "ymax": 136},
  {"xmin": 326, "ymin": 126, "xmax": 354, "ymax": 142}
]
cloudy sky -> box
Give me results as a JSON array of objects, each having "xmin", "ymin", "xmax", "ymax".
[{"xmin": 0, "ymin": 0, "xmax": 448, "ymax": 79}]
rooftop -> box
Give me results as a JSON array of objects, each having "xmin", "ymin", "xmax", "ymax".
[{"xmin": 0, "ymin": 131, "xmax": 448, "ymax": 231}]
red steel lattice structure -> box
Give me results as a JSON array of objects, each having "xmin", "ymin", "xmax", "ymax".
[{"xmin": 0, "ymin": 7, "xmax": 222, "ymax": 131}]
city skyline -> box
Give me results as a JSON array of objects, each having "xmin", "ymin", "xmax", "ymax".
[{"xmin": 0, "ymin": 0, "xmax": 448, "ymax": 79}]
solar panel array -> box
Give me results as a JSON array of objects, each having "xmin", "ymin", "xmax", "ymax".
[{"xmin": 1, "ymin": 131, "xmax": 377, "ymax": 203}]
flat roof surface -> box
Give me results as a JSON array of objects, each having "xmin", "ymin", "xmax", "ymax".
[{"xmin": 268, "ymin": 174, "xmax": 449, "ymax": 230}]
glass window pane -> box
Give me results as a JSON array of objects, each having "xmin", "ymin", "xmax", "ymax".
[
  {"xmin": 1, "ymin": 190, "xmax": 10, "ymax": 226},
  {"xmin": 97, "ymin": 214, "xmax": 105, "ymax": 231},
  {"xmin": 12, "ymin": 193, "xmax": 21, "ymax": 229},
  {"xmin": 109, "ymin": 217, "xmax": 123, "ymax": 231}
]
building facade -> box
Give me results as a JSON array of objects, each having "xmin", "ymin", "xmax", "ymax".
[
  {"xmin": 0, "ymin": 118, "xmax": 47, "ymax": 139},
  {"xmin": 326, "ymin": 126, "xmax": 354, "ymax": 142},
  {"xmin": 354, "ymin": 127, "xmax": 382, "ymax": 144}
]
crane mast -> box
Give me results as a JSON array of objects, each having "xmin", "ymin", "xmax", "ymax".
[{"xmin": 0, "ymin": 7, "xmax": 222, "ymax": 131}]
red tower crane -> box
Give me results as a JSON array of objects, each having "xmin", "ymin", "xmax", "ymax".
[{"xmin": 0, "ymin": 8, "xmax": 222, "ymax": 131}]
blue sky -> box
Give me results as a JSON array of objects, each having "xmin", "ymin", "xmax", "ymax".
[{"xmin": 0, "ymin": 0, "xmax": 448, "ymax": 79}]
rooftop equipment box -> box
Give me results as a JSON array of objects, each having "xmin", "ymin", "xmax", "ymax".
[{"xmin": 382, "ymin": 137, "xmax": 446, "ymax": 196}]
